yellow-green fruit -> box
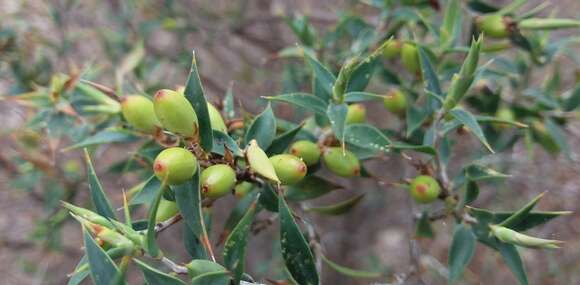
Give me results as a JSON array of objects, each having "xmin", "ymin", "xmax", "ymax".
[
  {"xmin": 477, "ymin": 15, "xmax": 510, "ymax": 38},
  {"xmin": 153, "ymin": 147, "xmax": 197, "ymax": 185},
  {"xmin": 322, "ymin": 147, "xmax": 360, "ymax": 177},
  {"xmin": 269, "ymin": 154, "xmax": 307, "ymax": 185},
  {"xmin": 234, "ymin": 181, "xmax": 254, "ymax": 199},
  {"xmin": 153, "ymin": 89, "xmax": 198, "ymax": 138},
  {"xmin": 200, "ymin": 164, "xmax": 237, "ymax": 199},
  {"xmin": 155, "ymin": 199, "xmax": 179, "ymax": 223},
  {"xmin": 346, "ymin": 104, "xmax": 366, "ymax": 124},
  {"xmin": 207, "ymin": 103, "xmax": 228, "ymax": 133},
  {"xmin": 401, "ymin": 43, "xmax": 420, "ymax": 74},
  {"xmin": 121, "ymin": 95, "xmax": 161, "ymax": 133},
  {"xmin": 383, "ymin": 89, "xmax": 407, "ymax": 115},
  {"xmin": 494, "ymin": 107, "xmax": 515, "ymax": 129},
  {"xmin": 383, "ymin": 40, "xmax": 402, "ymax": 59},
  {"xmin": 289, "ymin": 140, "xmax": 321, "ymax": 166},
  {"xmin": 530, "ymin": 120, "xmax": 560, "ymax": 153},
  {"xmin": 409, "ymin": 175, "xmax": 441, "ymax": 204}
]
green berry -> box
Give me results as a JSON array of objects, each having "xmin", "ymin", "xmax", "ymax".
[
  {"xmin": 346, "ymin": 103, "xmax": 366, "ymax": 124},
  {"xmin": 383, "ymin": 39, "xmax": 402, "ymax": 59},
  {"xmin": 322, "ymin": 147, "xmax": 360, "ymax": 177},
  {"xmin": 200, "ymin": 164, "xmax": 237, "ymax": 199},
  {"xmin": 121, "ymin": 95, "xmax": 161, "ymax": 133},
  {"xmin": 207, "ymin": 102, "xmax": 228, "ymax": 133},
  {"xmin": 409, "ymin": 175, "xmax": 441, "ymax": 204},
  {"xmin": 155, "ymin": 199, "xmax": 179, "ymax": 223},
  {"xmin": 269, "ymin": 154, "xmax": 307, "ymax": 185},
  {"xmin": 383, "ymin": 89, "xmax": 407, "ymax": 115},
  {"xmin": 477, "ymin": 14, "xmax": 510, "ymax": 38},
  {"xmin": 153, "ymin": 89, "xmax": 198, "ymax": 138},
  {"xmin": 401, "ymin": 43, "xmax": 420, "ymax": 75},
  {"xmin": 153, "ymin": 147, "xmax": 197, "ymax": 185},
  {"xmin": 289, "ymin": 140, "xmax": 321, "ymax": 166},
  {"xmin": 234, "ymin": 181, "xmax": 255, "ymax": 199}
]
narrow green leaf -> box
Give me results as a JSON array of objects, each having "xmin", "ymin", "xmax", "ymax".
[
  {"xmin": 474, "ymin": 115, "xmax": 528, "ymax": 128},
  {"xmin": 346, "ymin": 58, "xmax": 377, "ymax": 93},
  {"xmin": 448, "ymin": 224, "xmax": 476, "ymax": 283},
  {"xmin": 306, "ymin": 193, "xmax": 365, "ymax": 215},
  {"xmin": 406, "ymin": 104, "xmax": 431, "ymax": 137},
  {"xmin": 518, "ymin": 18, "xmax": 580, "ymax": 30},
  {"xmin": 415, "ymin": 212, "xmax": 434, "ymax": 238},
  {"xmin": 418, "ymin": 47, "xmax": 442, "ymax": 97},
  {"xmin": 440, "ymin": 0, "xmax": 460, "ymax": 48},
  {"xmin": 497, "ymin": 0, "xmax": 528, "ymax": 15},
  {"xmin": 134, "ymin": 259, "xmax": 187, "ymax": 285},
  {"xmin": 304, "ymin": 50, "xmax": 336, "ymax": 101},
  {"xmin": 264, "ymin": 93, "xmax": 327, "ymax": 115},
  {"xmin": 442, "ymin": 35, "xmax": 482, "ymax": 111},
  {"xmin": 258, "ymin": 184, "xmax": 279, "ymax": 212},
  {"xmin": 212, "ymin": 130, "xmax": 243, "ymax": 157},
  {"xmin": 279, "ymin": 195, "xmax": 319, "ymax": 285},
  {"xmin": 465, "ymin": 164, "xmax": 510, "ymax": 181},
  {"xmin": 183, "ymin": 224, "xmax": 208, "ymax": 259},
  {"xmin": 497, "ymin": 243, "xmax": 529, "ymax": 285},
  {"xmin": 223, "ymin": 198, "xmax": 259, "ymax": 283},
  {"xmin": 493, "ymin": 211, "xmax": 572, "ymax": 232},
  {"xmin": 497, "ymin": 192, "xmax": 545, "ymax": 229},
  {"xmin": 390, "ymin": 142, "xmax": 437, "ymax": 155},
  {"xmin": 129, "ymin": 176, "xmax": 161, "ymax": 205},
  {"xmin": 219, "ymin": 191, "xmax": 259, "ymax": 244},
  {"xmin": 344, "ymin": 124, "xmax": 391, "ymax": 153},
  {"xmin": 464, "ymin": 181, "xmax": 479, "ymax": 205},
  {"xmin": 266, "ymin": 123, "xmax": 304, "ymax": 155},
  {"xmin": 327, "ymin": 103, "xmax": 348, "ymax": 142},
  {"xmin": 183, "ymin": 51, "xmax": 213, "ymax": 151},
  {"xmin": 190, "ymin": 271, "xmax": 231, "ymax": 285},
  {"xmin": 144, "ymin": 178, "xmax": 166, "ymax": 258},
  {"xmin": 321, "ymin": 254, "xmax": 382, "ymax": 278},
  {"xmin": 344, "ymin": 91, "xmax": 384, "ymax": 103},
  {"xmin": 449, "ymin": 108, "xmax": 494, "ymax": 153},
  {"xmin": 83, "ymin": 230, "xmax": 125, "ymax": 285},
  {"xmin": 544, "ymin": 118, "xmax": 571, "ymax": 157},
  {"xmin": 67, "ymin": 248, "xmax": 127, "ymax": 285},
  {"xmin": 285, "ymin": 176, "xmax": 343, "ymax": 201},
  {"xmin": 84, "ymin": 149, "xmax": 116, "ymax": 220},
  {"xmin": 66, "ymin": 128, "xmax": 138, "ymax": 150},
  {"xmin": 173, "ymin": 165, "xmax": 204, "ymax": 236},
  {"xmin": 244, "ymin": 103, "xmax": 277, "ymax": 149},
  {"xmin": 563, "ymin": 84, "xmax": 580, "ymax": 111}
]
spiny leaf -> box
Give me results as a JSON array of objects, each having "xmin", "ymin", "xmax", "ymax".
[
  {"xmin": 497, "ymin": 192, "xmax": 545, "ymax": 229},
  {"xmin": 84, "ymin": 149, "xmax": 116, "ymax": 220},
  {"xmin": 83, "ymin": 229, "xmax": 126, "ymax": 285},
  {"xmin": 449, "ymin": 108, "xmax": 494, "ymax": 153},
  {"xmin": 183, "ymin": 50, "xmax": 213, "ymax": 151}
]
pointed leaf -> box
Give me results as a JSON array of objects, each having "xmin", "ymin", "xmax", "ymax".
[
  {"xmin": 134, "ymin": 259, "xmax": 187, "ymax": 285},
  {"xmin": 448, "ymin": 224, "xmax": 476, "ymax": 283},
  {"xmin": 264, "ymin": 93, "xmax": 327, "ymax": 115},
  {"xmin": 244, "ymin": 103, "xmax": 277, "ymax": 149},
  {"xmin": 418, "ymin": 47, "xmax": 442, "ymax": 98},
  {"xmin": 83, "ymin": 230, "xmax": 125, "ymax": 285},
  {"xmin": 465, "ymin": 164, "xmax": 510, "ymax": 181},
  {"xmin": 279, "ymin": 195, "xmax": 319, "ymax": 285},
  {"xmin": 304, "ymin": 51, "xmax": 335, "ymax": 101},
  {"xmin": 191, "ymin": 271, "xmax": 231, "ymax": 285},
  {"xmin": 497, "ymin": 192, "xmax": 545, "ymax": 229},
  {"xmin": 344, "ymin": 124, "xmax": 391, "ymax": 153},
  {"xmin": 246, "ymin": 140, "xmax": 280, "ymax": 183},
  {"xmin": 327, "ymin": 103, "xmax": 348, "ymax": 142},
  {"xmin": 449, "ymin": 108, "xmax": 494, "ymax": 153},
  {"xmin": 66, "ymin": 128, "xmax": 139, "ymax": 150},
  {"xmin": 285, "ymin": 176, "xmax": 343, "ymax": 201},
  {"xmin": 493, "ymin": 211, "xmax": 572, "ymax": 232},
  {"xmin": 84, "ymin": 149, "xmax": 116, "ymax": 220},
  {"xmin": 129, "ymin": 176, "xmax": 161, "ymax": 205},
  {"xmin": 173, "ymin": 165, "xmax": 204, "ymax": 236},
  {"xmin": 212, "ymin": 130, "xmax": 243, "ymax": 157},
  {"xmin": 544, "ymin": 118, "xmax": 571, "ymax": 157},
  {"xmin": 266, "ymin": 123, "xmax": 304, "ymax": 155},
  {"xmin": 305, "ymin": 193, "xmax": 365, "ymax": 215},
  {"xmin": 346, "ymin": 58, "xmax": 377, "ymax": 92},
  {"xmin": 498, "ymin": 243, "xmax": 529, "ymax": 285},
  {"xmin": 224, "ymin": 198, "xmax": 259, "ymax": 283},
  {"xmin": 464, "ymin": 181, "xmax": 479, "ymax": 205},
  {"xmin": 321, "ymin": 254, "xmax": 382, "ymax": 279},
  {"xmin": 144, "ymin": 179, "xmax": 166, "ymax": 258},
  {"xmin": 344, "ymin": 91, "xmax": 385, "ymax": 103},
  {"xmin": 183, "ymin": 51, "xmax": 213, "ymax": 151}
]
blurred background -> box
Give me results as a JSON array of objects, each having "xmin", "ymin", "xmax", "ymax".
[{"xmin": 0, "ymin": 0, "xmax": 579, "ymax": 284}]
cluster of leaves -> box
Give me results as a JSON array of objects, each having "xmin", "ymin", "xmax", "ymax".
[{"xmin": 2, "ymin": 0, "xmax": 579, "ymax": 284}]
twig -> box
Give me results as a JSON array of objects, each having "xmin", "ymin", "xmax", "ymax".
[
  {"xmin": 154, "ymin": 214, "xmax": 183, "ymax": 234},
  {"xmin": 160, "ymin": 257, "xmax": 188, "ymax": 275}
]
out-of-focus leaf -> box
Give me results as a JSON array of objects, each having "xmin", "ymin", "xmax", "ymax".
[
  {"xmin": 279, "ymin": 195, "xmax": 319, "ymax": 285},
  {"xmin": 223, "ymin": 83, "xmax": 236, "ymax": 119},
  {"xmin": 418, "ymin": 47, "xmax": 442, "ymax": 103},
  {"xmin": 343, "ymin": 91, "xmax": 384, "ymax": 103},
  {"xmin": 83, "ymin": 230, "xmax": 126, "ymax": 285},
  {"xmin": 327, "ymin": 103, "xmax": 348, "ymax": 142},
  {"xmin": 498, "ymin": 242, "xmax": 529, "ymax": 285},
  {"xmin": 465, "ymin": 164, "xmax": 510, "ymax": 181},
  {"xmin": 219, "ymin": 191, "xmax": 259, "ymax": 245},
  {"xmin": 266, "ymin": 123, "xmax": 304, "ymax": 155},
  {"xmin": 305, "ymin": 193, "xmax": 365, "ymax": 215},
  {"xmin": 129, "ymin": 176, "xmax": 161, "ymax": 205},
  {"xmin": 134, "ymin": 259, "xmax": 186, "ymax": 285},
  {"xmin": 304, "ymin": 51, "xmax": 336, "ymax": 101},
  {"xmin": 563, "ymin": 84, "xmax": 580, "ymax": 111},
  {"xmin": 344, "ymin": 124, "xmax": 391, "ymax": 153},
  {"xmin": 346, "ymin": 58, "xmax": 377, "ymax": 92},
  {"xmin": 449, "ymin": 108, "xmax": 493, "ymax": 153},
  {"xmin": 448, "ymin": 223, "xmax": 476, "ymax": 283},
  {"xmin": 464, "ymin": 181, "xmax": 479, "ymax": 205},
  {"xmin": 190, "ymin": 271, "xmax": 231, "ymax": 285},
  {"xmin": 440, "ymin": 0, "xmax": 460, "ymax": 49},
  {"xmin": 497, "ymin": 192, "xmax": 544, "ymax": 229},
  {"xmin": 183, "ymin": 51, "xmax": 213, "ymax": 151},
  {"xmin": 84, "ymin": 149, "xmax": 116, "ymax": 220},
  {"xmin": 285, "ymin": 176, "xmax": 343, "ymax": 201},
  {"xmin": 390, "ymin": 142, "xmax": 437, "ymax": 155},
  {"xmin": 244, "ymin": 103, "xmax": 276, "ymax": 149},
  {"xmin": 264, "ymin": 93, "xmax": 327, "ymax": 115},
  {"xmin": 223, "ymin": 197, "xmax": 259, "ymax": 283},
  {"xmin": 544, "ymin": 118, "xmax": 571, "ymax": 158},
  {"xmin": 415, "ymin": 212, "xmax": 434, "ymax": 238},
  {"xmin": 475, "ymin": 115, "xmax": 528, "ymax": 128},
  {"xmin": 66, "ymin": 128, "xmax": 139, "ymax": 150},
  {"xmin": 321, "ymin": 254, "xmax": 382, "ymax": 278},
  {"xmin": 212, "ymin": 131, "xmax": 243, "ymax": 157},
  {"xmin": 406, "ymin": 104, "xmax": 431, "ymax": 136}
]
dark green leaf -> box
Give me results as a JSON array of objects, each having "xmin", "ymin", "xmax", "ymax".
[
  {"xmin": 129, "ymin": 176, "xmax": 161, "ymax": 206},
  {"xmin": 244, "ymin": 103, "xmax": 277, "ymax": 149},
  {"xmin": 83, "ymin": 230, "xmax": 125, "ymax": 285},
  {"xmin": 327, "ymin": 103, "xmax": 348, "ymax": 142},
  {"xmin": 279, "ymin": 195, "xmax": 319, "ymax": 285},
  {"xmin": 223, "ymin": 197, "xmax": 259, "ymax": 283},
  {"xmin": 84, "ymin": 149, "xmax": 116, "ymax": 220},
  {"xmin": 183, "ymin": 224, "xmax": 208, "ymax": 259},
  {"xmin": 497, "ymin": 192, "xmax": 544, "ymax": 229},
  {"xmin": 173, "ymin": 165, "xmax": 204, "ymax": 237},
  {"xmin": 544, "ymin": 118, "xmax": 571, "ymax": 157},
  {"xmin": 285, "ymin": 176, "xmax": 343, "ymax": 201},
  {"xmin": 464, "ymin": 181, "xmax": 479, "ymax": 205},
  {"xmin": 390, "ymin": 142, "xmax": 437, "ymax": 155},
  {"xmin": 183, "ymin": 51, "xmax": 213, "ymax": 151},
  {"xmin": 321, "ymin": 254, "xmax": 382, "ymax": 278},
  {"xmin": 264, "ymin": 93, "xmax": 327, "ymax": 115},
  {"xmin": 344, "ymin": 91, "xmax": 384, "ymax": 103},
  {"xmin": 212, "ymin": 131, "xmax": 243, "ymax": 157},
  {"xmin": 440, "ymin": 0, "xmax": 460, "ymax": 49},
  {"xmin": 406, "ymin": 104, "xmax": 431, "ymax": 137},
  {"xmin": 346, "ymin": 58, "xmax": 377, "ymax": 92},
  {"xmin": 344, "ymin": 124, "xmax": 391, "ymax": 153},
  {"xmin": 66, "ymin": 128, "xmax": 139, "ymax": 150},
  {"xmin": 449, "ymin": 108, "xmax": 493, "ymax": 153},
  {"xmin": 448, "ymin": 223, "xmax": 476, "ymax": 283},
  {"xmin": 258, "ymin": 184, "xmax": 278, "ymax": 212},
  {"xmin": 498, "ymin": 242, "xmax": 529, "ymax": 285},
  {"xmin": 220, "ymin": 192, "xmax": 259, "ymax": 243},
  {"xmin": 418, "ymin": 47, "xmax": 442, "ymax": 97},
  {"xmin": 67, "ymin": 248, "xmax": 127, "ymax": 285},
  {"xmin": 306, "ymin": 193, "xmax": 365, "ymax": 215},
  {"xmin": 134, "ymin": 259, "xmax": 187, "ymax": 285},
  {"xmin": 415, "ymin": 212, "xmax": 434, "ymax": 238},
  {"xmin": 304, "ymin": 51, "xmax": 336, "ymax": 101},
  {"xmin": 144, "ymin": 178, "xmax": 165, "ymax": 258},
  {"xmin": 266, "ymin": 123, "xmax": 304, "ymax": 155},
  {"xmin": 190, "ymin": 271, "xmax": 231, "ymax": 285},
  {"xmin": 493, "ymin": 211, "xmax": 572, "ymax": 232}
]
